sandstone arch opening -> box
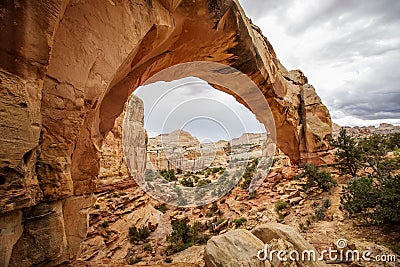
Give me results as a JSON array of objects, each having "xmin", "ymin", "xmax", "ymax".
[{"xmin": 127, "ymin": 76, "xmax": 272, "ymax": 206}]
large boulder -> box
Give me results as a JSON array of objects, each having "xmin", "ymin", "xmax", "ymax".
[
  {"xmin": 204, "ymin": 225, "xmax": 327, "ymax": 267},
  {"xmin": 251, "ymin": 223, "xmax": 326, "ymax": 267},
  {"xmin": 205, "ymin": 229, "xmax": 269, "ymax": 267}
]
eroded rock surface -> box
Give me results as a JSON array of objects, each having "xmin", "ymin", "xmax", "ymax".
[
  {"xmin": 205, "ymin": 229, "xmax": 268, "ymax": 267},
  {"xmin": 251, "ymin": 223, "xmax": 327, "ymax": 267},
  {"xmin": 98, "ymin": 95, "xmax": 146, "ymax": 191},
  {"xmin": 204, "ymin": 225, "xmax": 327, "ymax": 267}
]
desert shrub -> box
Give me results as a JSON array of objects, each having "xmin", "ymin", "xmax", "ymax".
[
  {"xmin": 321, "ymin": 197, "xmax": 331, "ymax": 209},
  {"xmin": 129, "ymin": 225, "xmax": 151, "ymax": 242},
  {"xmin": 197, "ymin": 179, "xmax": 211, "ymax": 186},
  {"xmin": 274, "ymin": 200, "xmax": 289, "ymax": 212},
  {"xmin": 314, "ymin": 206, "xmax": 327, "ymax": 221},
  {"xmin": 233, "ymin": 217, "xmax": 247, "ymax": 227},
  {"xmin": 387, "ymin": 133, "xmax": 400, "ymax": 150},
  {"xmin": 155, "ymin": 203, "xmax": 169, "ymax": 213},
  {"xmin": 331, "ymin": 131, "xmax": 400, "ymax": 179},
  {"xmin": 143, "ymin": 243, "xmax": 152, "ymax": 252},
  {"xmin": 331, "ymin": 129, "xmax": 400, "ymax": 225},
  {"xmin": 192, "ymin": 175, "xmax": 200, "ymax": 183},
  {"xmin": 240, "ymin": 158, "xmax": 259, "ymax": 189},
  {"xmin": 296, "ymin": 164, "xmax": 337, "ymax": 192},
  {"xmin": 166, "ymin": 219, "xmax": 207, "ymax": 253},
  {"xmin": 101, "ymin": 221, "xmax": 109, "ymax": 228},
  {"xmin": 160, "ymin": 169, "xmax": 177, "ymax": 182},
  {"xmin": 164, "ymin": 257, "xmax": 173, "ymax": 263},
  {"xmin": 180, "ymin": 176, "xmax": 194, "ymax": 187},
  {"xmin": 206, "ymin": 202, "xmax": 219, "ymax": 217},
  {"xmin": 341, "ymin": 175, "xmax": 400, "ymax": 224},
  {"xmin": 311, "ymin": 198, "xmax": 332, "ymax": 221},
  {"xmin": 330, "ymin": 128, "xmax": 364, "ymax": 177},
  {"xmin": 248, "ymin": 190, "xmax": 257, "ymax": 200},
  {"xmin": 359, "ymin": 134, "xmax": 400, "ymax": 177},
  {"xmin": 210, "ymin": 167, "xmax": 223, "ymax": 174}
]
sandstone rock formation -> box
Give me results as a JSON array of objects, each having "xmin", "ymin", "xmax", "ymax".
[
  {"xmin": 205, "ymin": 229, "xmax": 268, "ymax": 267},
  {"xmin": 98, "ymin": 94, "xmax": 146, "ymax": 191},
  {"xmin": 251, "ymin": 223, "xmax": 327, "ymax": 267},
  {"xmin": 205, "ymin": 225, "xmax": 327, "ymax": 267},
  {"xmin": 0, "ymin": 0, "xmax": 332, "ymax": 265}
]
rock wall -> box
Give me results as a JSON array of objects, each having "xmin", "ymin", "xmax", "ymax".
[
  {"xmin": 0, "ymin": 0, "xmax": 331, "ymax": 265},
  {"xmin": 98, "ymin": 95, "xmax": 146, "ymax": 191}
]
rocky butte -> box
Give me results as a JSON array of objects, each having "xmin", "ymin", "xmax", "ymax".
[{"xmin": 0, "ymin": 0, "xmax": 332, "ymax": 266}]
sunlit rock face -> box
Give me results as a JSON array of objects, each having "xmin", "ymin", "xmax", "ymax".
[
  {"xmin": 0, "ymin": 0, "xmax": 331, "ymax": 265},
  {"xmin": 98, "ymin": 95, "xmax": 146, "ymax": 191}
]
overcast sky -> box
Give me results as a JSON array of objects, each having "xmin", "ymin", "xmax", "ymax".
[
  {"xmin": 238, "ymin": 0, "xmax": 400, "ymax": 126},
  {"xmin": 134, "ymin": 77, "xmax": 266, "ymax": 141}
]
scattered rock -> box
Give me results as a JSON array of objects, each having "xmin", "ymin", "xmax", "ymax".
[{"xmin": 289, "ymin": 197, "xmax": 303, "ymax": 205}]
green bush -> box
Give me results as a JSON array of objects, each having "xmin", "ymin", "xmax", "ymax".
[
  {"xmin": 155, "ymin": 203, "xmax": 169, "ymax": 213},
  {"xmin": 387, "ymin": 133, "xmax": 400, "ymax": 151},
  {"xmin": 321, "ymin": 197, "xmax": 331, "ymax": 209},
  {"xmin": 233, "ymin": 217, "xmax": 247, "ymax": 227},
  {"xmin": 129, "ymin": 225, "xmax": 151, "ymax": 242},
  {"xmin": 240, "ymin": 158, "xmax": 259, "ymax": 189},
  {"xmin": 160, "ymin": 169, "xmax": 177, "ymax": 182},
  {"xmin": 143, "ymin": 243, "xmax": 152, "ymax": 252},
  {"xmin": 101, "ymin": 221, "xmax": 109, "ymax": 228},
  {"xmin": 206, "ymin": 202, "xmax": 219, "ymax": 217},
  {"xmin": 166, "ymin": 219, "xmax": 207, "ymax": 253},
  {"xmin": 331, "ymin": 130, "xmax": 400, "ymax": 179},
  {"xmin": 314, "ymin": 206, "xmax": 327, "ymax": 221},
  {"xmin": 312, "ymin": 198, "xmax": 331, "ymax": 221},
  {"xmin": 274, "ymin": 200, "xmax": 289, "ymax": 212},
  {"xmin": 180, "ymin": 176, "xmax": 194, "ymax": 187},
  {"xmin": 197, "ymin": 179, "xmax": 211, "ymax": 186},
  {"xmin": 295, "ymin": 164, "xmax": 337, "ymax": 192},
  {"xmin": 341, "ymin": 175, "xmax": 400, "ymax": 224},
  {"xmin": 331, "ymin": 130, "xmax": 400, "ymax": 225},
  {"xmin": 359, "ymin": 134, "xmax": 400, "ymax": 178},
  {"xmin": 330, "ymin": 128, "xmax": 363, "ymax": 177}
]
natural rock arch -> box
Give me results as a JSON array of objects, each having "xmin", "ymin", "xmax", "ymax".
[
  {"xmin": 0, "ymin": 0, "xmax": 332, "ymax": 265},
  {"xmin": 45, "ymin": 0, "xmax": 332, "ymax": 195}
]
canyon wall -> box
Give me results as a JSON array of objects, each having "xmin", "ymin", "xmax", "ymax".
[{"xmin": 0, "ymin": 0, "xmax": 331, "ymax": 265}]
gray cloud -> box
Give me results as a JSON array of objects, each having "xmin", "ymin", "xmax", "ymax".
[{"xmin": 238, "ymin": 0, "xmax": 400, "ymax": 126}]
